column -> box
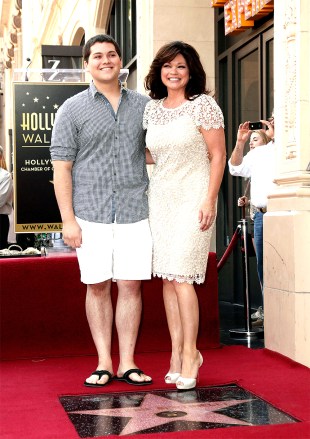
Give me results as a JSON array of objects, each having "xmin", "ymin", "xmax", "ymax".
[{"xmin": 264, "ymin": 0, "xmax": 310, "ymax": 367}]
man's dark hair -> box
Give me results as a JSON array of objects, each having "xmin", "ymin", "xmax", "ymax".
[{"xmin": 83, "ymin": 34, "xmax": 121, "ymax": 63}]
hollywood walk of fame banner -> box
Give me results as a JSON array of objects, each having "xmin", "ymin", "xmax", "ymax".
[{"xmin": 13, "ymin": 82, "xmax": 88, "ymax": 233}]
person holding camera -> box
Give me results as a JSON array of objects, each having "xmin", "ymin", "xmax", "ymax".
[
  {"xmin": 237, "ymin": 128, "xmax": 271, "ymax": 223},
  {"xmin": 0, "ymin": 146, "xmax": 13, "ymax": 250},
  {"xmin": 228, "ymin": 115, "xmax": 275, "ymax": 324}
]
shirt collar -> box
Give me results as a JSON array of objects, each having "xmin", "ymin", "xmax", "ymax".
[{"xmin": 90, "ymin": 81, "xmax": 128, "ymax": 98}]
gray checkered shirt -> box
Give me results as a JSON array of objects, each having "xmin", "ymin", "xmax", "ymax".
[{"xmin": 50, "ymin": 82, "xmax": 150, "ymax": 224}]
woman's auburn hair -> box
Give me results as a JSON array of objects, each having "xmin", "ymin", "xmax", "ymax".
[{"xmin": 144, "ymin": 41, "xmax": 211, "ymax": 100}]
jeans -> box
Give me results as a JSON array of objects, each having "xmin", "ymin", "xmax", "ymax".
[{"xmin": 253, "ymin": 211, "xmax": 264, "ymax": 294}]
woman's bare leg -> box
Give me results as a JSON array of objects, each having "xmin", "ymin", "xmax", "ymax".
[
  {"xmin": 163, "ymin": 279, "xmax": 183, "ymax": 374},
  {"xmin": 173, "ymin": 281, "xmax": 201, "ymax": 379}
]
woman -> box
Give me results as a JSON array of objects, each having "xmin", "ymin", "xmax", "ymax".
[
  {"xmin": 143, "ymin": 41, "xmax": 226, "ymax": 390},
  {"xmin": 238, "ymin": 128, "xmax": 271, "ymax": 211},
  {"xmin": 237, "ymin": 129, "xmax": 270, "ymax": 316},
  {"xmin": 233, "ymin": 124, "xmax": 273, "ymax": 291},
  {"xmin": 229, "ymin": 118, "xmax": 275, "ymax": 324},
  {"xmin": 0, "ymin": 146, "xmax": 13, "ymax": 250},
  {"xmin": 248, "ymin": 129, "xmax": 270, "ymax": 150}
]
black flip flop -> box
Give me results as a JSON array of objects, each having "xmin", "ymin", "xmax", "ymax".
[
  {"xmin": 84, "ymin": 370, "xmax": 113, "ymax": 387},
  {"xmin": 115, "ymin": 368, "xmax": 153, "ymax": 386}
]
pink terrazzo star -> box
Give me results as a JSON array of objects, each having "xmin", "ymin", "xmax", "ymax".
[{"xmin": 71, "ymin": 393, "xmax": 253, "ymax": 435}]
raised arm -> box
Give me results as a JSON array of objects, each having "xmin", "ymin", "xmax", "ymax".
[
  {"xmin": 260, "ymin": 118, "xmax": 274, "ymax": 141},
  {"xmin": 230, "ymin": 122, "xmax": 251, "ymax": 166},
  {"xmin": 52, "ymin": 160, "xmax": 82, "ymax": 248}
]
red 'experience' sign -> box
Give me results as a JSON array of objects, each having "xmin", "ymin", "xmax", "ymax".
[{"xmin": 211, "ymin": 0, "xmax": 274, "ymax": 35}]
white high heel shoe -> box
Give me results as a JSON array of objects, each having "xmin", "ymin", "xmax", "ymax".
[
  {"xmin": 164, "ymin": 372, "xmax": 181, "ymax": 384},
  {"xmin": 176, "ymin": 351, "xmax": 203, "ymax": 390}
]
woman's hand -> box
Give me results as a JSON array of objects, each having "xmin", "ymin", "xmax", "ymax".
[
  {"xmin": 238, "ymin": 195, "xmax": 249, "ymax": 207},
  {"xmin": 198, "ymin": 199, "xmax": 216, "ymax": 231},
  {"xmin": 260, "ymin": 118, "xmax": 274, "ymax": 140},
  {"xmin": 236, "ymin": 121, "xmax": 251, "ymax": 144}
]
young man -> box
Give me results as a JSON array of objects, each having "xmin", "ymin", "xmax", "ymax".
[{"xmin": 50, "ymin": 35, "xmax": 152, "ymax": 387}]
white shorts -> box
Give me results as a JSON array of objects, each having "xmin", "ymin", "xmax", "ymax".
[{"xmin": 75, "ymin": 217, "xmax": 152, "ymax": 284}]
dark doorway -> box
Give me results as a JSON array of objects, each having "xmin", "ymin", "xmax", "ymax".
[{"xmin": 214, "ymin": 10, "xmax": 274, "ymax": 307}]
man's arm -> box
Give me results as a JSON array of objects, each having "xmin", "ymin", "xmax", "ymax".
[{"xmin": 52, "ymin": 160, "xmax": 82, "ymax": 248}]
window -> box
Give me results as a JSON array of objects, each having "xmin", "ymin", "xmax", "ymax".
[{"xmin": 108, "ymin": 0, "xmax": 136, "ymax": 68}]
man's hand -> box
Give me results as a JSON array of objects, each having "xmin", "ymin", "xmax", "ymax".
[{"xmin": 62, "ymin": 219, "xmax": 82, "ymax": 248}]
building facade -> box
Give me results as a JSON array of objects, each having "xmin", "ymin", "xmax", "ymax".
[{"xmin": 0, "ymin": 0, "xmax": 309, "ymax": 367}]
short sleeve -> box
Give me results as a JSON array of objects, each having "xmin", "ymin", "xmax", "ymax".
[
  {"xmin": 193, "ymin": 95, "xmax": 224, "ymax": 131},
  {"xmin": 50, "ymin": 102, "xmax": 79, "ymax": 161}
]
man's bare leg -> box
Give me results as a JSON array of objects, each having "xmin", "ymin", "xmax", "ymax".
[
  {"xmin": 115, "ymin": 280, "xmax": 152, "ymax": 383},
  {"xmin": 84, "ymin": 280, "xmax": 114, "ymax": 385}
]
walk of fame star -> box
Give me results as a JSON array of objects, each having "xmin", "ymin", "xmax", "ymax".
[
  {"xmin": 70, "ymin": 393, "xmax": 253, "ymax": 435},
  {"xmin": 60, "ymin": 385, "xmax": 297, "ymax": 437}
]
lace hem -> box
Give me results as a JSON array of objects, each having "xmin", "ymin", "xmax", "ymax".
[{"xmin": 153, "ymin": 271, "xmax": 205, "ymax": 285}]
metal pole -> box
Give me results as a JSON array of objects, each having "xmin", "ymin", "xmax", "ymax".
[
  {"xmin": 242, "ymin": 218, "xmax": 251, "ymax": 332},
  {"xmin": 229, "ymin": 218, "xmax": 263, "ymax": 341}
]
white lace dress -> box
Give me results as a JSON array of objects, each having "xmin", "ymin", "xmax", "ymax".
[{"xmin": 143, "ymin": 94, "xmax": 224, "ymax": 284}]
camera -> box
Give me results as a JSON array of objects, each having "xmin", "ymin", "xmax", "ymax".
[{"xmin": 249, "ymin": 121, "xmax": 262, "ymax": 130}]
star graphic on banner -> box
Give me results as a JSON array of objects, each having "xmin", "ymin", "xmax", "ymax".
[
  {"xmin": 19, "ymin": 90, "xmax": 59, "ymax": 113},
  {"xmin": 70, "ymin": 394, "xmax": 253, "ymax": 435}
]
